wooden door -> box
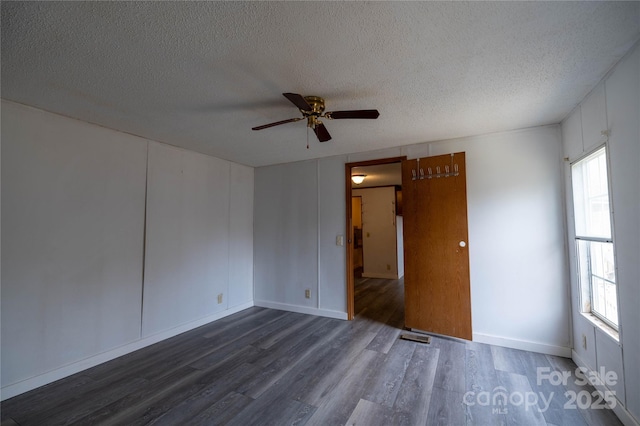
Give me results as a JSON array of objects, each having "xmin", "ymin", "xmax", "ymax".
[{"xmin": 402, "ymin": 152, "xmax": 472, "ymax": 340}]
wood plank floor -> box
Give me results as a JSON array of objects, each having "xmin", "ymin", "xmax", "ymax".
[{"xmin": 2, "ymin": 278, "xmax": 622, "ymax": 425}]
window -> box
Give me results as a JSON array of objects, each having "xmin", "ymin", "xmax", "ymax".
[{"xmin": 571, "ymin": 147, "xmax": 618, "ymax": 329}]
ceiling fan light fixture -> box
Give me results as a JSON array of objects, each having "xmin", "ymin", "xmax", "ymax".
[{"xmin": 351, "ymin": 174, "xmax": 366, "ymax": 185}]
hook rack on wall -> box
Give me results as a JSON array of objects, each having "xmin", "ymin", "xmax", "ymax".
[{"xmin": 412, "ymin": 153, "xmax": 460, "ymax": 181}]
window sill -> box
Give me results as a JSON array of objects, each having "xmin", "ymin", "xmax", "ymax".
[{"xmin": 580, "ymin": 312, "xmax": 619, "ymax": 343}]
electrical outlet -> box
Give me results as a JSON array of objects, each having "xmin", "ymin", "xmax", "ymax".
[
  {"xmin": 305, "ymin": 289, "xmax": 311, "ymax": 299},
  {"xmin": 582, "ymin": 334, "xmax": 587, "ymax": 350},
  {"xmin": 217, "ymin": 293, "xmax": 223, "ymax": 304}
]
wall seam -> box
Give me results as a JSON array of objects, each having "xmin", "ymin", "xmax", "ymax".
[
  {"xmin": 317, "ymin": 160, "xmax": 321, "ymax": 310},
  {"xmin": 140, "ymin": 141, "xmax": 150, "ymax": 337},
  {"xmin": 603, "ymin": 77, "xmax": 630, "ymax": 409},
  {"xmin": 558, "ymin": 125, "xmax": 575, "ymax": 352},
  {"xmin": 227, "ymin": 165, "xmax": 233, "ymax": 310}
]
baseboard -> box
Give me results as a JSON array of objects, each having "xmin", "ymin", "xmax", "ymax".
[
  {"xmin": 254, "ymin": 300, "xmax": 348, "ymax": 320},
  {"xmin": 0, "ymin": 301, "xmax": 254, "ymax": 401},
  {"xmin": 572, "ymin": 350, "xmax": 640, "ymax": 426},
  {"xmin": 473, "ymin": 332, "xmax": 572, "ymax": 357},
  {"xmin": 570, "ymin": 348, "xmax": 595, "ymax": 372}
]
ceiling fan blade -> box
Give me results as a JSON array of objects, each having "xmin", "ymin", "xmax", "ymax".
[
  {"xmin": 283, "ymin": 93, "xmax": 313, "ymax": 111},
  {"xmin": 326, "ymin": 109, "xmax": 380, "ymax": 120},
  {"xmin": 252, "ymin": 117, "xmax": 302, "ymax": 131},
  {"xmin": 314, "ymin": 122, "xmax": 332, "ymax": 142}
]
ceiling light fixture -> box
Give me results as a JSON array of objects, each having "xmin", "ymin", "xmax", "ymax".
[{"xmin": 351, "ymin": 174, "xmax": 366, "ymax": 185}]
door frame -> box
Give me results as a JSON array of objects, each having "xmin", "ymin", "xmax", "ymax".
[{"xmin": 345, "ymin": 156, "xmax": 406, "ymax": 320}]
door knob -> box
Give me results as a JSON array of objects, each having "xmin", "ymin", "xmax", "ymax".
[{"xmin": 459, "ymin": 241, "xmax": 466, "ymax": 247}]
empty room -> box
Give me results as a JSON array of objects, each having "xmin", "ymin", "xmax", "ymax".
[{"xmin": 1, "ymin": 2, "xmax": 639, "ymax": 425}]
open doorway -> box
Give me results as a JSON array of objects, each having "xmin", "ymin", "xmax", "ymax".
[
  {"xmin": 345, "ymin": 157, "xmax": 405, "ymax": 320},
  {"xmin": 351, "ymin": 196, "xmax": 364, "ymax": 278}
]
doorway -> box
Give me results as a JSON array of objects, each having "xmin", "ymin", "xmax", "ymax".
[
  {"xmin": 345, "ymin": 157, "xmax": 405, "ymax": 320},
  {"xmin": 351, "ymin": 196, "xmax": 363, "ymax": 278},
  {"xmin": 345, "ymin": 153, "xmax": 472, "ymax": 341}
]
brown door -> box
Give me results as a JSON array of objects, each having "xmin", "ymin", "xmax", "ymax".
[{"xmin": 401, "ymin": 152, "xmax": 472, "ymax": 340}]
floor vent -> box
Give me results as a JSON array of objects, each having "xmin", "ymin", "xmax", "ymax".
[{"xmin": 400, "ymin": 333, "xmax": 431, "ymax": 344}]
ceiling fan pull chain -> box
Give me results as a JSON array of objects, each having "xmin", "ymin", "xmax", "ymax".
[{"xmin": 306, "ymin": 126, "xmax": 310, "ymax": 149}]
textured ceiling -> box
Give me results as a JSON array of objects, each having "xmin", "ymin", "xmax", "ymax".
[{"xmin": 2, "ymin": 2, "xmax": 639, "ymax": 167}]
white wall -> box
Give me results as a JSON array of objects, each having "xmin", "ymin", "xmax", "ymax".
[
  {"xmin": 254, "ymin": 160, "xmax": 321, "ymax": 315},
  {"xmin": 352, "ymin": 187, "xmax": 399, "ymax": 279},
  {"xmin": 254, "ymin": 124, "xmax": 570, "ymax": 356},
  {"xmin": 253, "ymin": 156, "xmax": 350, "ymax": 318},
  {"xmin": 561, "ymin": 42, "xmax": 640, "ymax": 425},
  {"xmin": 1, "ymin": 101, "xmax": 147, "ymax": 389},
  {"xmin": 1, "ymin": 101, "xmax": 254, "ymax": 399},
  {"xmin": 318, "ymin": 157, "xmax": 348, "ymax": 313},
  {"xmin": 228, "ymin": 164, "xmax": 255, "ymax": 308},
  {"xmin": 143, "ymin": 142, "xmax": 254, "ymax": 336}
]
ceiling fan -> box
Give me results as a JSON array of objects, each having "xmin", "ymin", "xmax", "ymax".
[{"xmin": 252, "ymin": 93, "xmax": 379, "ymax": 142}]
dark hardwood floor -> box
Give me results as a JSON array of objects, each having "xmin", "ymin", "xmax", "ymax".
[{"xmin": 1, "ymin": 278, "xmax": 622, "ymax": 425}]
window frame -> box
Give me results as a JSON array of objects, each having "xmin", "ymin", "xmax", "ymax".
[{"xmin": 570, "ymin": 144, "xmax": 619, "ymax": 331}]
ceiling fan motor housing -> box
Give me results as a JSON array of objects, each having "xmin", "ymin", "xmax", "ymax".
[
  {"xmin": 302, "ymin": 96, "xmax": 325, "ymax": 116},
  {"xmin": 303, "ymin": 96, "xmax": 325, "ymax": 127}
]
